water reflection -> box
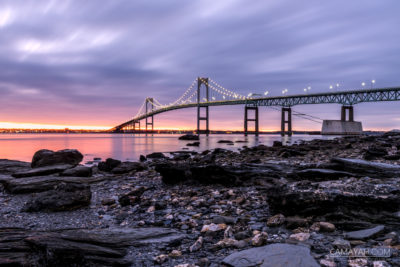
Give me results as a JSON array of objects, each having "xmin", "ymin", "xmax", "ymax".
[{"xmin": 0, "ymin": 133, "xmax": 336, "ymax": 162}]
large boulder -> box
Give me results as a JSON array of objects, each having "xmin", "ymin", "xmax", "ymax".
[
  {"xmin": 331, "ymin": 157, "xmax": 400, "ymax": 178},
  {"xmin": 31, "ymin": 149, "xmax": 83, "ymax": 168},
  {"xmin": 22, "ymin": 182, "xmax": 91, "ymax": 212},
  {"xmin": 222, "ymin": 243, "xmax": 319, "ymax": 267}
]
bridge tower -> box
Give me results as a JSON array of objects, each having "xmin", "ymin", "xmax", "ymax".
[
  {"xmin": 281, "ymin": 107, "xmax": 292, "ymax": 136},
  {"xmin": 244, "ymin": 105, "xmax": 259, "ymax": 136},
  {"xmin": 197, "ymin": 77, "xmax": 210, "ymax": 135},
  {"xmin": 133, "ymin": 120, "xmax": 141, "ymax": 132},
  {"xmin": 145, "ymin": 98, "xmax": 154, "ymax": 132},
  {"xmin": 341, "ymin": 105, "xmax": 354, "ymax": 121}
]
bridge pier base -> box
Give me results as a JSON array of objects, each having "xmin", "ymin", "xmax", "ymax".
[
  {"xmin": 281, "ymin": 107, "xmax": 292, "ymax": 136},
  {"xmin": 244, "ymin": 106, "xmax": 259, "ymax": 136},
  {"xmin": 322, "ymin": 105, "xmax": 362, "ymax": 135}
]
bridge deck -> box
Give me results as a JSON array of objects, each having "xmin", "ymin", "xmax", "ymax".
[{"xmin": 113, "ymin": 86, "xmax": 400, "ymax": 131}]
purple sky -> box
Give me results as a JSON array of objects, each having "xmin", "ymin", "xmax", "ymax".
[{"xmin": 0, "ymin": 0, "xmax": 399, "ymax": 130}]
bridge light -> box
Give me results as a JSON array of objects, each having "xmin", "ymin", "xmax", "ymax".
[
  {"xmin": 212, "ymin": 96, "xmax": 215, "ymax": 100},
  {"xmin": 372, "ymin": 79, "xmax": 376, "ymax": 84},
  {"xmin": 223, "ymin": 96, "xmax": 226, "ymax": 99},
  {"xmin": 203, "ymin": 98, "xmax": 207, "ymax": 101},
  {"xmin": 304, "ymin": 88, "xmax": 307, "ymax": 92},
  {"xmin": 361, "ymin": 82, "xmax": 366, "ymax": 87},
  {"xmin": 336, "ymin": 83, "xmax": 340, "ymax": 87},
  {"xmin": 329, "ymin": 85, "xmax": 333, "ymax": 89},
  {"xmin": 264, "ymin": 91, "xmax": 269, "ymax": 95},
  {"xmin": 307, "ymin": 86, "xmax": 311, "ymax": 90}
]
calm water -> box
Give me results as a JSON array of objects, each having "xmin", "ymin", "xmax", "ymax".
[{"xmin": 0, "ymin": 133, "xmax": 336, "ymax": 163}]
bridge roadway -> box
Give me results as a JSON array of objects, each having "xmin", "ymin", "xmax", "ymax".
[{"xmin": 113, "ymin": 86, "xmax": 400, "ymax": 133}]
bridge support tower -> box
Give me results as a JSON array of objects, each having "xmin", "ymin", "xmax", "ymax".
[
  {"xmin": 341, "ymin": 105, "xmax": 354, "ymax": 122},
  {"xmin": 281, "ymin": 107, "xmax": 292, "ymax": 136},
  {"xmin": 244, "ymin": 106, "xmax": 259, "ymax": 136},
  {"xmin": 197, "ymin": 77, "xmax": 210, "ymax": 135},
  {"xmin": 133, "ymin": 120, "xmax": 141, "ymax": 132},
  {"xmin": 145, "ymin": 98, "xmax": 154, "ymax": 133}
]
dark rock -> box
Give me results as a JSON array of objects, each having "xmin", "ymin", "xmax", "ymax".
[
  {"xmin": 234, "ymin": 231, "xmax": 252, "ymax": 240},
  {"xmin": 222, "ymin": 243, "xmax": 319, "ymax": 267},
  {"xmin": 272, "ymin": 141, "xmax": 282, "ymax": 147},
  {"xmin": 12, "ymin": 164, "xmax": 74, "ymax": 178},
  {"xmin": 331, "ymin": 157, "xmax": 400, "ymax": 178},
  {"xmin": 345, "ymin": 225, "xmax": 385, "ymax": 240},
  {"xmin": 212, "ymin": 216, "xmax": 236, "ymax": 225},
  {"xmin": 155, "ymin": 163, "xmax": 190, "ymax": 184},
  {"xmin": 146, "ymin": 152, "xmax": 166, "ymax": 159},
  {"xmin": 384, "ymin": 153, "xmax": 400, "ymax": 160},
  {"xmin": 31, "ymin": 149, "xmax": 83, "ymax": 168},
  {"xmin": 22, "ymin": 182, "xmax": 91, "ymax": 212},
  {"xmin": 290, "ymin": 168, "xmax": 355, "ymax": 181},
  {"xmin": 178, "ymin": 134, "xmax": 199, "ymax": 140},
  {"xmin": 0, "ymin": 227, "xmax": 185, "ymax": 266},
  {"xmin": 60, "ymin": 166, "xmax": 92, "ymax": 177},
  {"xmin": 0, "ymin": 159, "xmax": 31, "ymax": 174},
  {"xmin": 0, "ymin": 175, "xmax": 107, "ymax": 194},
  {"xmin": 279, "ymin": 148, "xmax": 307, "ymax": 158},
  {"xmin": 139, "ymin": 155, "xmax": 146, "ymax": 162},
  {"xmin": 101, "ymin": 198, "xmax": 116, "ymax": 206},
  {"xmin": 118, "ymin": 186, "xmax": 148, "ymax": 206},
  {"xmin": 173, "ymin": 153, "xmax": 191, "ymax": 161},
  {"xmin": 364, "ymin": 146, "xmax": 388, "ymax": 160},
  {"xmin": 111, "ymin": 162, "xmax": 145, "ymax": 174},
  {"xmin": 98, "ymin": 158, "xmax": 121, "ymax": 172},
  {"xmin": 266, "ymin": 178, "xmax": 400, "ymax": 227},
  {"xmin": 187, "ymin": 142, "xmax": 200, "ymax": 146},
  {"xmin": 217, "ymin": 140, "xmax": 234, "ymax": 144}
]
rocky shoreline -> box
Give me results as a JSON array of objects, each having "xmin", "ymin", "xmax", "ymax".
[{"xmin": 0, "ymin": 132, "xmax": 400, "ymax": 266}]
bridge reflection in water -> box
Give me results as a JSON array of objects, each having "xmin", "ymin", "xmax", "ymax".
[{"xmin": 112, "ymin": 77, "xmax": 400, "ymax": 136}]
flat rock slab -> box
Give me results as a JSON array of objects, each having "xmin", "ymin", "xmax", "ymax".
[
  {"xmin": 111, "ymin": 162, "xmax": 145, "ymax": 174},
  {"xmin": 0, "ymin": 159, "xmax": 31, "ymax": 175},
  {"xmin": 12, "ymin": 164, "xmax": 74, "ymax": 178},
  {"xmin": 22, "ymin": 182, "xmax": 91, "ymax": 212},
  {"xmin": 345, "ymin": 225, "xmax": 385, "ymax": 240},
  {"xmin": 292, "ymin": 168, "xmax": 356, "ymax": 181},
  {"xmin": 60, "ymin": 166, "xmax": 92, "ymax": 177},
  {"xmin": 0, "ymin": 175, "xmax": 108, "ymax": 194},
  {"xmin": 332, "ymin": 158, "xmax": 400, "ymax": 178},
  {"xmin": 0, "ymin": 227, "xmax": 185, "ymax": 266},
  {"xmin": 222, "ymin": 243, "xmax": 319, "ymax": 267}
]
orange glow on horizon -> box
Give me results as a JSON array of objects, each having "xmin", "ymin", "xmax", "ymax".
[{"xmin": 0, "ymin": 122, "xmax": 111, "ymax": 130}]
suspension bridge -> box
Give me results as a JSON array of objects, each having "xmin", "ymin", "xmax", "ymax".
[{"xmin": 112, "ymin": 77, "xmax": 400, "ymax": 135}]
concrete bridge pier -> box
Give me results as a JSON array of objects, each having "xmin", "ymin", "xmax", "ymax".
[
  {"xmin": 197, "ymin": 77, "xmax": 210, "ymax": 135},
  {"xmin": 244, "ymin": 106, "xmax": 259, "ymax": 136},
  {"xmin": 281, "ymin": 107, "xmax": 292, "ymax": 136},
  {"xmin": 321, "ymin": 105, "xmax": 363, "ymax": 135}
]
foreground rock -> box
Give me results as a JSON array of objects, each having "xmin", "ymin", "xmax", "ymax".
[
  {"xmin": 345, "ymin": 225, "xmax": 385, "ymax": 240},
  {"xmin": 111, "ymin": 162, "xmax": 145, "ymax": 174},
  {"xmin": 222, "ymin": 243, "xmax": 319, "ymax": 267},
  {"xmin": 31, "ymin": 149, "xmax": 83, "ymax": 168},
  {"xmin": 0, "ymin": 159, "xmax": 31, "ymax": 174},
  {"xmin": 331, "ymin": 157, "xmax": 400, "ymax": 178},
  {"xmin": 0, "ymin": 175, "xmax": 107, "ymax": 193},
  {"xmin": 12, "ymin": 164, "xmax": 74, "ymax": 178},
  {"xmin": 22, "ymin": 182, "xmax": 91, "ymax": 212},
  {"xmin": 267, "ymin": 177, "xmax": 400, "ymax": 229},
  {"xmin": 60, "ymin": 165, "xmax": 92, "ymax": 177},
  {"xmin": 0, "ymin": 227, "xmax": 185, "ymax": 266}
]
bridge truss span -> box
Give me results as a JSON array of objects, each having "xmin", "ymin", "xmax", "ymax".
[{"xmin": 112, "ymin": 77, "xmax": 400, "ymax": 134}]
